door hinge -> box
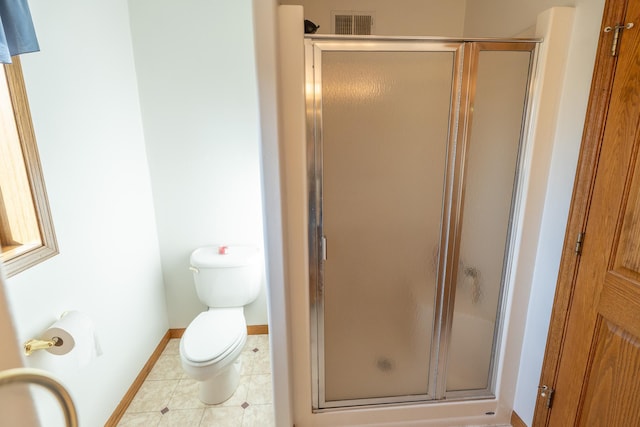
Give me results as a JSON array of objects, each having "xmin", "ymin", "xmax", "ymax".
[
  {"xmin": 575, "ymin": 232, "xmax": 585, "ymax": 255},
  {"xmin": 539, "ymin": 385, "xmax": 555, "ymax": 409},
  {"xmin": 604, "ymin": 22, "xmax": 634, "ymax": 56}
]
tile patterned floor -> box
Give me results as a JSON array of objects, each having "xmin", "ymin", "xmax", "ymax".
[{"xmin": 117, "ymin": 335, "xmax": 274, "ymax": 427}]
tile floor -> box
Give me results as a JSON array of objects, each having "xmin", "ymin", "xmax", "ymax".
[{"xmin": 117, "ymin": 334, "xmax": 274, "ymax": 427}]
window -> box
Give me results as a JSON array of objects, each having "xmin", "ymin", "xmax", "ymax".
[{"xmin": 0, "ymin": 56, "xmax": 57, "ymax": 277}]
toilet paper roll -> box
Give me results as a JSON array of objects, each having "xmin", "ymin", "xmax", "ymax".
[{"xmin": 41, "ymin": 311, "xmax": 102, "ymax": 366}]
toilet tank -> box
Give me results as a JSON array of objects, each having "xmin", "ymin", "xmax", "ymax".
[{"xmin": 190, "ymin": 245, "xmax": 262, "ymax": 307}]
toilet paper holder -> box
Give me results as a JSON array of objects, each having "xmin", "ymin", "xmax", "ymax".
[{"xmin": 24, "ymin": 336, "xmax": 63, "ymax": 356}]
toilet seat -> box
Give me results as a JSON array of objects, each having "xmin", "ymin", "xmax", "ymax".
[{"xmin": 182, "ymin": 309, "xmax": 245, "ymax": 364}]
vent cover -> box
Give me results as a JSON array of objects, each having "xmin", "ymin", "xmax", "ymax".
[{"xmin": 332, "ymin": 11, "xmax": 374, "ymax": 35}]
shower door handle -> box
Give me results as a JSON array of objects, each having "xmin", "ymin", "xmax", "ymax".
[{"xmin": 321, "ymin": 236, "xmax": 327, "ymax": 261}]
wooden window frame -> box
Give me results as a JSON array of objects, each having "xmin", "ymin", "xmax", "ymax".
[{"xmin": 1, "ymin": 56, "xmax": 57, "ymax": 277}]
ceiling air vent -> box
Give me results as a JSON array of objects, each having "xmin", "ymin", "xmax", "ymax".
[{"xmin": 332, "ymin": 11, "xmax": 375, "ymax": 35}]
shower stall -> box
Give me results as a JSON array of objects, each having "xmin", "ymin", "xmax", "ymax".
[{"xmin": 306, "ymin": 37, "xmax": 538, "ymax": 410}]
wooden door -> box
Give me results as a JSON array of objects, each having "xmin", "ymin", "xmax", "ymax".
[{"xmin": 535, "ymin": 0, "xmax": 640, "ymax": 425}]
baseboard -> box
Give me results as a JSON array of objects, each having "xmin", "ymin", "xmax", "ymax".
[
  {"xmin": 511, "ymin": 410, "xmax": 528, "ymax": 427},
  {"xmin": 169, "ymin": 324, "xmax": 268, "ymax": 338},
  {"xmin": 247, "ymin": 324, "xmax": 269, "ymax": 335},
  {"xmin": 105, "ymin": 325, "xmax": 269, "ymax": 425},
  {"xmin": 105, "ymin": 330, "xmax": 171, "ymax": 427},
  {"xmin": 169, "ymin": 328, "xmax": 184, "ymax": 338}
]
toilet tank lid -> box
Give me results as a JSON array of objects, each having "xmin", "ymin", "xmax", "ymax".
[{"xmin": 190, "ymin": 245, "xmax": 260, "ymax": 268}]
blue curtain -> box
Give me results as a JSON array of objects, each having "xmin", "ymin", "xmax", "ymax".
[{"xmin": 0, "ymin": 0, "xmax": 39, "ymax": 64}]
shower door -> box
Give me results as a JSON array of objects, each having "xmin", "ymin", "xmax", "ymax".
[{"xmin": 307, "ymin": 38, "xmax": 537, "ymax": 409}]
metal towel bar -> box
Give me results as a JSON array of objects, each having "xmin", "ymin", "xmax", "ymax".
[{"xmin": 0, "ymin": 367, "xmax": 78, "ymax": 427}]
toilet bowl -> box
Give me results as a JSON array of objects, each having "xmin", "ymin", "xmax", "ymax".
[
  {"xmin": 179, "ymin": 245, "xmax": 261, "ymax": 404},
  {"xmin": 180, "ymin": 308, "xmax": 247, "ymax": 403}
]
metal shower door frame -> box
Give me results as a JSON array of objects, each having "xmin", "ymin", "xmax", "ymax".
[{"xmin": 305, "ymin": 36, "xmax": 539, "ymax": 411}]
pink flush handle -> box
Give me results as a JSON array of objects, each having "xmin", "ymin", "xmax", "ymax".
[{"xmin": 218, "ymin": 245, "xmax": 229, "ymax": 255}]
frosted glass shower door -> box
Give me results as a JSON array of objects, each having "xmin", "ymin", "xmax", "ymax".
[
  {"xmin": 445, "ymin": 45, "xmax": 534, "ymax": 395},
  {"xmin": 316, "ymin": 45, "xmax": 459, "ymax": 405}
]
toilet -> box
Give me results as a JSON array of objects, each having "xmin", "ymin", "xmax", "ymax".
[{"xmin": 180, "ymin": 245, "xmax": 261, "ymax": 404}]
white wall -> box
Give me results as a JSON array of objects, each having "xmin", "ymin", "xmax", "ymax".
[
  {"xmin": 127, "ymin": 0, "xmax": 268, "ymax": 328},
  {"xmin": 253, "ymin": 3, "xmax": 295, "ymax": 425},
  {"xmin": 279, "ymin": 0, "xmax": 583, "ymax": 39},
  {"xmin": 4, "ymin": 1, "xmax": 169, "ymax": 425},
  {"xmin": 279, "ymin": 0, "xmax": 467, "ymax": 37},
  {"xmin": 463, "ymin": 0, "xmax": 576, "ymax": 37}
]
